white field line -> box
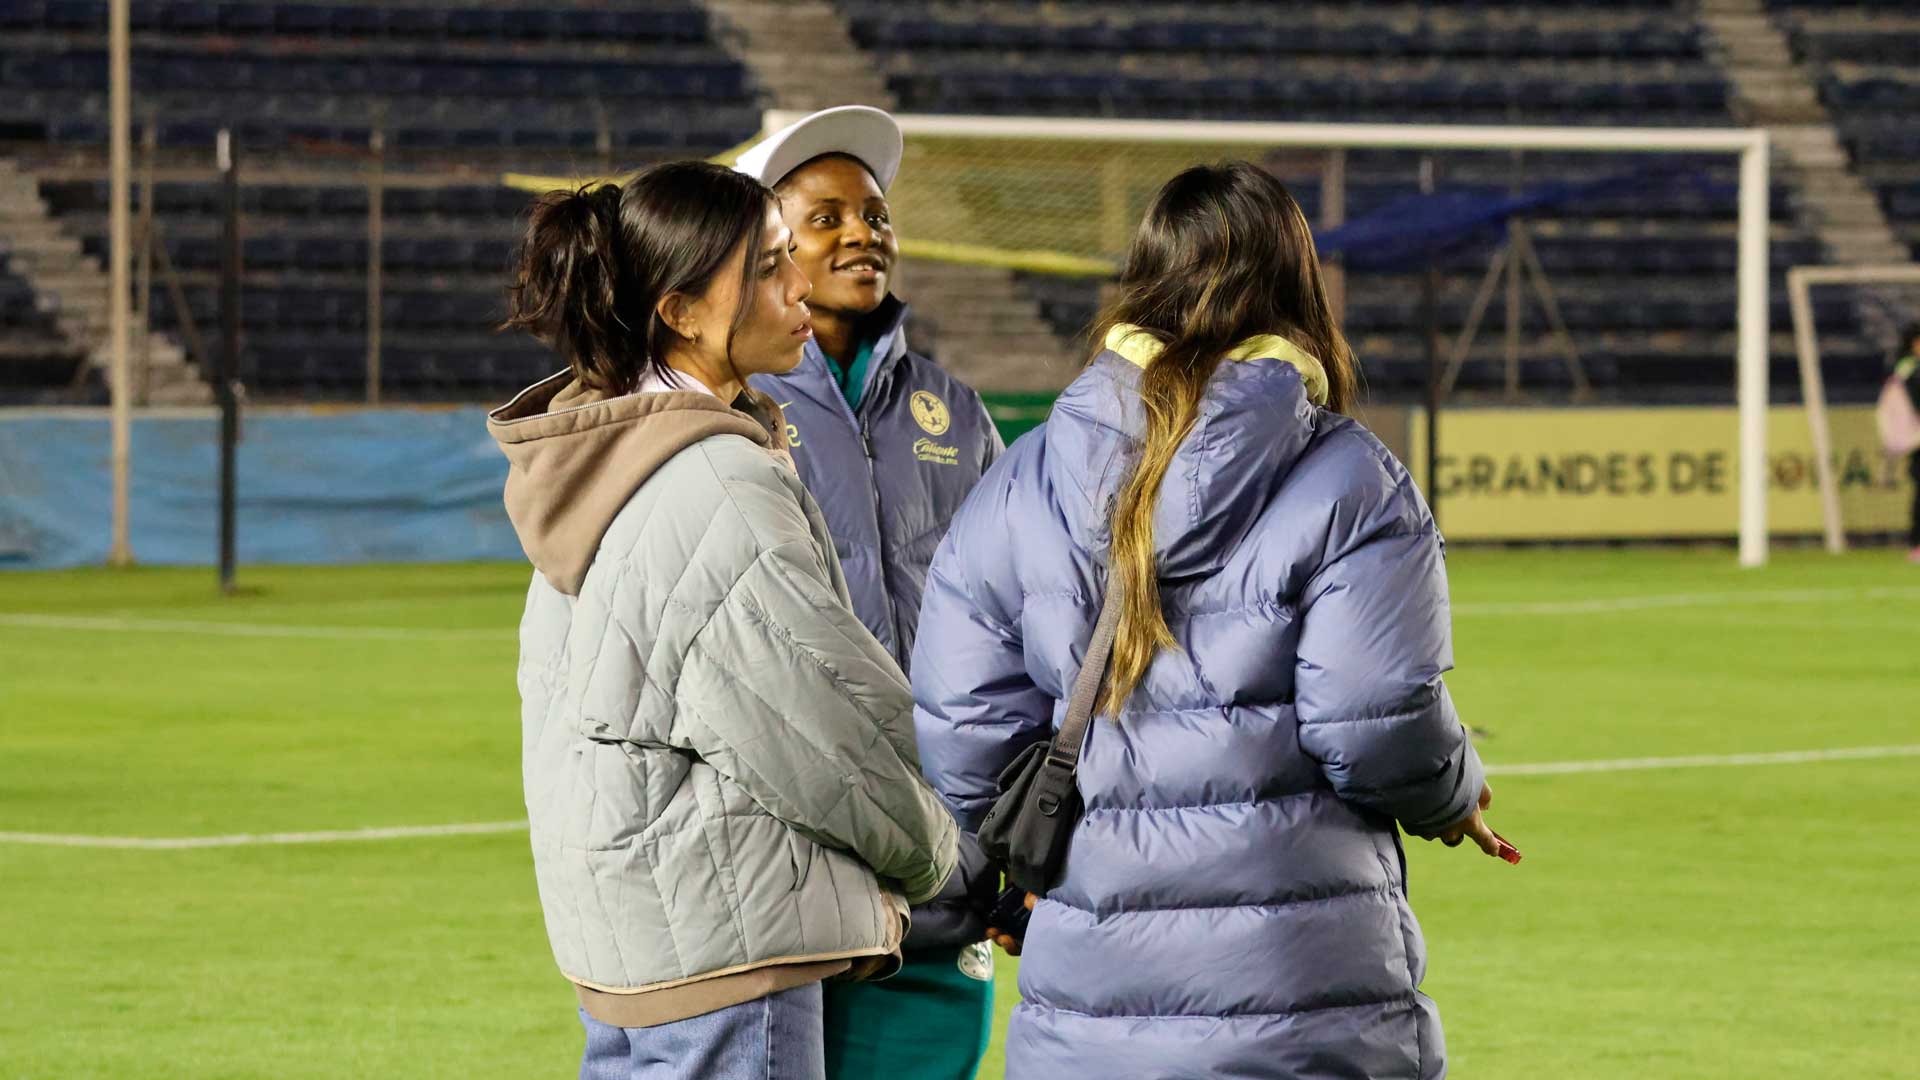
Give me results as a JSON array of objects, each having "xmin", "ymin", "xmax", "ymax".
[
  {"xmin": 2, "ymin": 585, "xmax": 1909, "ymax": 641},
  {"xmin": 0, "ymin": 613, "xmax": 513, "ymax": 642},
  {"xmin": 0, "ymin": 820, "xmax": 529, "ymax": 849},
  {"xmin": 1453, "ymin": 585, "xmax": 1920, "ymax": 617},
  {"xmin": 1486, "ymin": 744, "xmax": 1920, "ymax": 777},
  {"xmin": 6, "ymin": 746, "xmax": 1918, "ymax": 849}
]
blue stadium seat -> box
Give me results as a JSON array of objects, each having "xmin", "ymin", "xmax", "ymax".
[
  {"xmin": 329, "ymin": 5, "xmax": 381, "ymax": 37},
  {"xmin": 44, "ymin": 0, "xmax": 106, "ymax": 30},
  {"xmin": 381, "ymin": 7, "xmax": 447, "ymax": 37},
  {"xmin": 0, "ymin": 2, "xmax": 44, "ymax": 31},
  {"xmin": 218, "ymin": 3, "xmax": 276, "ymax": 35}
]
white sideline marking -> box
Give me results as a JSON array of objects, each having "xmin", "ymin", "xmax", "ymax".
[
  {"xmin": 0, "ymin": 613, "xmax": 513, "ymax": 642},
  {"xmin": 4, "ymin": 586, "xmax": 1910, "ymax": 642},
  {"xmin": 0, "ymin": 820, "xmax": 529, "ymax": 849},
  {"xmin": 7, "ymin": 747, "xmax": 1918, "ymax": 849},
  {"xmin": 1453, "ymin": 585, "xmax": 1920, "ymax": 617},
  {"xmin": 1486, "ymin": 744, "xmax": 1920, "ymax": 777}
]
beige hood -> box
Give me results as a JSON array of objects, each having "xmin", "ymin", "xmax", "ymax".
[{"xmin": 487, "ymin": 371, "xmax": 790, "ymax": 596}]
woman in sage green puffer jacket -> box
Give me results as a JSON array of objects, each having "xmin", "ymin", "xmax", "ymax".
[{"xmin": 490, "ymin": 161, "xmax": 957, "ymax": 1074}]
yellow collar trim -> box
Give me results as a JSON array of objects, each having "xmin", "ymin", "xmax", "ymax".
[{"xmin": 1104, "ymin": 324, "xmax": 1329, "ymax": 406}]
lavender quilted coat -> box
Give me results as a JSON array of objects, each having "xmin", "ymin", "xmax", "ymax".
[{"xmin": 911, "ymin": 345, "xmax": 1485, "ymax": 1079}]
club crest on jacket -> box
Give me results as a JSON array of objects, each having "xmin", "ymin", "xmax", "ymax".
[{"xmin": 911, "ymin": 390, "xmax": 951, "ymax": 435}]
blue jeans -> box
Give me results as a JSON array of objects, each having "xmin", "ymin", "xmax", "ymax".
[{"xmin": 578, "ymin": 982, "xmax": 826, "ymax": 1080}]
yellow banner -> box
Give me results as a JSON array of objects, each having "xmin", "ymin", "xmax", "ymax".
[{"xmin": 1407, "ymin": 406, "xmax": 1911, "ymax": 540}]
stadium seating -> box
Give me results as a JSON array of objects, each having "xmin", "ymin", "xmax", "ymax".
[
  {"xmin": 1774, "ymin": 3, "xmax": 1920, "ymax": 271},
  {"xmin": 37, "ymin": 176, "xmax": 559, "ymax": 396},
  {"xmin": 0, "ymin": 259, "xmax": 86, "ymax": 401},
  {"xmin": 843, "ymin": 2, "xmax": 1733, "ymax": 127},
  {"xmin": 2, "ymin": 2, "xmax": 763, "ymax": 399},
  {"xmin": 841, "ymin": 0, "xmax": 1869, "ymax": 401}
]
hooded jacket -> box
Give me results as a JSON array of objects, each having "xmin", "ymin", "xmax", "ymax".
[
  {"xmin": 749, "ymin": 296, "xmax": 1004, "ymax": 671},
  {"xmin": 911, "ymin": 330, "xmax": 1484, "ymax": 1078},
  {"xmin": 489, "ymin": 371, "xmax": 959, "ymax": 1025}
]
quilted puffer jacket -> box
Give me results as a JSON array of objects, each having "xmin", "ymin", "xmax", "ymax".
[
  {"xmin": 488, "ymin": 372, "xmax": 958, "ymax": 1015},
  {"xmin": 911, "ymin": 330, "xmax": 1485, "ymax": 1079}
]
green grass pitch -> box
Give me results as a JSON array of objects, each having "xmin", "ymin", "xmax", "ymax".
[{"xmin": 2, "ymin": 548, "xmax": 1916, "ymax": 1078}]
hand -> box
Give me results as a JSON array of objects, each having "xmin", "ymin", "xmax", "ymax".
[
  {"xmin": 984, "ymin": 892, "xmax": 1036, "ymax": 956},
  {"xmin": 1433, "ymin": 782, "xmax": 1502, "ymax": 857}
]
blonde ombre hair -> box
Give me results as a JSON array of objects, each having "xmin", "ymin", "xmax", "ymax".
[{"xmin": 1093, "ymin": 162, "xmax": 1357, "ymax": 717}]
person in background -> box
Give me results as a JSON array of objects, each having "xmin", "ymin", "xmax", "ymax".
[
  {"xmin": 491, "ymin": 161, "xmax": 957, "ymax": 1080},
  {"xmin": 912, "ymin": 162, "xmax": 1509, "ymax": 1079},
  {"xmin": 1892, "ymin": 323, "xmax": 1920, "ymax": 562},
  {"xmin": 735, "ymin": 107, "xmax": 1004, "ymax": 1080}
]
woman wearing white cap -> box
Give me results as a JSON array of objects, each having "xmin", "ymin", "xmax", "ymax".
[{"xmin": 737, "ymin": 107, "xmax": 1005, "ymax": 1080}]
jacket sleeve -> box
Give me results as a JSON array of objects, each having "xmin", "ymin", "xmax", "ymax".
[
  {"xmin": 672, "ymin": 493, "xmax": 959, "ymax": 905},
  {"xmin": 975, "ymin": 393, "xmax": 1006, "ymax": 473},
  {"xmin": 901, "ymin": 829, "xmax": 996, "ymax": 951},
  {"xmin": 910, "ymin": 474, "xmax": 1055, "ymax": 834},
  {"xmin": 1293, "ymin": 521, "xmax": 1485, "ymax": 838}
]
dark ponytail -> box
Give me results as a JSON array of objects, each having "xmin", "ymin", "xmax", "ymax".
[{"xmin": 502, "ymin": 162, "xmax": 776, "ymax": 395}]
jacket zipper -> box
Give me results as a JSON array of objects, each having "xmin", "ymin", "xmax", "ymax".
[{"xmin": 857, "ymin": 408, "xmax": 903, "ymax": 659}]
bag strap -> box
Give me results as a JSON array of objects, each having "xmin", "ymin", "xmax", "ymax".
[{"xmin": 1045, "ymin": 584, "xmax": 1125, "ymax": 772}]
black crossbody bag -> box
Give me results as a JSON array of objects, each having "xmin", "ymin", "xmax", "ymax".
[{"xmin": 976, "ymin": 585, "xmax": 1122, "ymax": 895}]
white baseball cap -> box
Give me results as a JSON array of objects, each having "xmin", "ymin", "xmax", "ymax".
[{"xmin": 733, "ymin": 106, "xmax": 903, "ymax": 193}]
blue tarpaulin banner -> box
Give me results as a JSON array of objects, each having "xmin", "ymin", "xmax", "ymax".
[
  {"xmin": 1314, "ymin": 166, "xmax": 1723, "ymax": 271},
  {"xmin": 0, "ymin": 408, "xmax": 522, "ymax": 570}
]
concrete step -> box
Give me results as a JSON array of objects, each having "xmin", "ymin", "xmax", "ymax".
[
  {"xmin": 1736, "ymin": 82, "xmax": 1818, "ymax": 104},
  {"xmin": 1748, "ymin": 105, "xmax": 1828, "ymax": 125},
  {"xmin": 1770, "ymin": 124, "xmax": 1842, "ymax": 146},
  {"xmin": 6, "ymin": 251, "xmax": 94, "ymax": 278},
  {"xmin": 939, "ymin": 343, "xmax": 1074, "ymax": 364},
  {"xmin": 1723, "ymin": 46, "xmax": 1798, "ymax": 66},
  {"xmin": 1780, "ymin": 146, "xmax": 1848, "ymax": 168},
  {"xmin": 7, "ymin": 244, "xmax": 102, "ymax": 269},
  {"xmin": 1815, "ymin": 206, "xmax": 1899, "ymax": 229},
  {"xmin": 5, "ymin": 248, "xmax": 97, "ymax": 274},
  {"xmin": 708, "ymin": 0, "xmax": 842, "ymax": 19},
  {"xmin": 54, "ymin": 313, "xmax": 109, "ymax": 339},
  {"xmin": 1780, "ymin": 144, "xmax": 1848, "ymax": 168},
  {"xmin": 2, "ymin": 235, "xmax": 84, "ymax": 259},
  {"xmin": 940, "ymin": 359, "xmax": 1076, "ymax": 395},
  {"xmin": 1808, "ymin": 199, "xmax": 1897, "ymax": 223},
  {"xmin": 745, "ymin": 50, "xmax": 871, "ymax": 72},
  {"xmin": 26, "ymin": 274, "xmax": 106, "ymax": 303},
  {"xmin": 1823, "ymin": 226, "xmax": 1909, "ymax": 249},
  {"xmin": 0, "ymin": 203, "xmax": 68, "ymax": 225},
  {"xmin": 708, "ymin": 0, "xmax": 897, "ymax": 111},
  {"xmin": 148, "ymin": 377, "xmax": 214, "ymax": 405},
  {"xmin": 1823, "ymin": 240, "xmax": 1911, "ymax": 260},
  {"xmin": 724, "ymin": 13, "xmax": 842, "ymax": 37},
  {"xmin": 89, "ymin": 341, "xmax": 198, "ymax": 374},
  {"xmin": 134, "ymin": 344, "xmax": 192, "ymax": 371},
  {"xmin": 1706, "ymin": 15, "xmax": 1775, "ymax": 34},
  {"xmin": 1818, "ymin": 187, "xmax": 1895, "ymax": 209},
  {"xmin": 936, "ymin": 335, "xmax": 1071, "ymax": 361}
]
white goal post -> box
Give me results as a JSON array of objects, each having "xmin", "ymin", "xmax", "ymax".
[
  {"xmin": 767, "ymin": 111, "xmax": 1775, "ymax": 566},
  {"xmin": 1787, "ymin": 263, "xmax": 1920, "ymax": 555}
]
